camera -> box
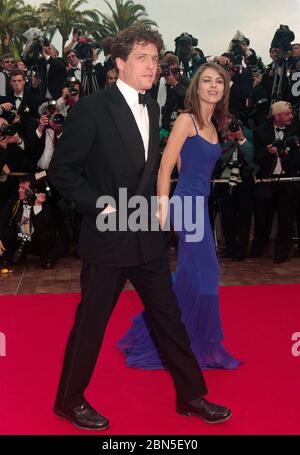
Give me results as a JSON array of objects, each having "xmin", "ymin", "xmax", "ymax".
[
  {"xmin": 24, "ymin": 175, "xmax": 52, "ymax": 203},
  {"xmin": 272, "ymin": 135, "xmax": 300, "ymax": 158},
  {"xmin": 46, "ymin": 100, "xmax": 65, "ymax": 128},
  {"xmin": 229, "ymin": 118, "xmax": 243, "ymax": 133},
  {"xmin": 66, "ymin": 77, "xmax": 79, "ymax": 96},
  {"xmin": 0, "ymin": 123, "xmax": 17, "ymax": 137},
  {"xmin": 160, "ymin": 63, "xmax": 182, "ymax": 78}
]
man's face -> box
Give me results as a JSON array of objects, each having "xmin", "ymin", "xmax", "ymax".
[
  {"xmin": 116, "ymin": 42, "xmax": 158, "ymax": 92},
  {"xmin": 2, "ymin": 57, "xmax": 15, "ymax": 72},
  {"xmin": 275, "ymin": 108, "xmax": 293, "ymax": 126},
  {"xmin": 270, "ymin": 48, "xmax": 278, "ymax": 61},
  {"xmin": 10, "ymin": 75, "xmax": 25, "ymax": 94},
  {"xmin": 18, "ymin": 181, "xmax": 31, "ymax": 201},
  {"xmin": 67, "ymin": 52, "xmax": 79, "ymax": 68},
  {"xmin": 292, "ymin": 44, "xmax": 300, "ymax": 58}
]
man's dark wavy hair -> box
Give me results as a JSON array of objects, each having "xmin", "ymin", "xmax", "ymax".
[{"xmin": 111, "ymin": 22, "xmax": 164, "ymax": 62}]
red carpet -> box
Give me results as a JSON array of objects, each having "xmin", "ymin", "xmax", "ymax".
[{"xmin": 1, "ymin": 285, "xmax": 300, "ymax": 435}]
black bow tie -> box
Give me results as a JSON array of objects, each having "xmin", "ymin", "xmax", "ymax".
[
  {"xmin": 14, "ymin": 96, "xmax": 22, "ymax": 101},
  {"xmin": 275, "ymin": 127, "xmax": 285, "ymax": 131},
  {"xmin": 138, "ymin": 92, "xmax": 151, "ymax": 106}
]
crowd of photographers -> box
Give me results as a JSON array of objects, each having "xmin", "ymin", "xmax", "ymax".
[{"xmin": 1, "ymin": 25, "xmax": 300, "ymax": 270}]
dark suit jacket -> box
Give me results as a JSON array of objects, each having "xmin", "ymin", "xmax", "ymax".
[
  {"xmin": 38, "ymin": 57, "xmax": 66, "ymax": 100},
  {"xmin": 253, "ymin": 119, "xmax": 300, "ymax": 178},
  {"xmin": 48, "ymin": 84, "xmax": 165, "ymax": 266}
]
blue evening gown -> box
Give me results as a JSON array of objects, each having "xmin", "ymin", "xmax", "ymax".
[{"xmin": 118, "ymin": 118, "xmax": 241, "ymax": 370}]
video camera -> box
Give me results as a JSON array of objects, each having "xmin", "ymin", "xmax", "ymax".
[
  {"xmin": 174, "ymin": 33, "xmax": 198, "ymax": 74},
  {"xmin": 271, "ymin": 25, "xmax": 295, "ymax": 55},
  {"xmin": 22, "ymin": 27, "xmax": 50, "ymax": 67}
]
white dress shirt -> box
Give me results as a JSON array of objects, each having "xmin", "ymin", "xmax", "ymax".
[
  {"xmin": 116, "ymin": 78, "xmax": 149, "ymax": 161},
  {"xmin": 273, "ymin": 126, "xmax": 285, "ymax": 175},
  {"xmin": 36, "ymin": 128, "xmax": 61, "ymax": 170}
]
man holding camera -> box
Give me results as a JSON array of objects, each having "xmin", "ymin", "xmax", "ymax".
[
  {"xmin": 150, "ymin": 54, "xmax": 190, "ymax": 131},
  {"xmin": 0, "ymin": 115, "xmax": 38, "ymax": 210},
  {"xmin": 27, "ymin": 101, "xmax": 63, "ymax": 173},
  {"xmin": 252, "ymin": 101, "xmax": 300, "ymax": 262},
  {"xmin": 0, "ymin": 175, "xmax": 56, "ymax": 269},
  {"xmin": 214, "ymin": 118, "xmax": 255, "ymax": 261},
  {"xmin": 39, "ymin": 44, "xmax": 66, "ymax": 101},
  {"xmin": 56, "ymin": 79, "xmax": 81, "ymax": 117}
]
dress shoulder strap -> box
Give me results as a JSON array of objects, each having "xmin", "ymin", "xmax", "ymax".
[{"xmin": 189, "ymin": 113, "xmax": 199, "ymax": 136}]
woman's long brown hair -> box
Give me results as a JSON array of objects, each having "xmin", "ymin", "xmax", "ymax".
[{"xmin": 184, "ymin": 62, "xmax": 230, "ymax": 131}]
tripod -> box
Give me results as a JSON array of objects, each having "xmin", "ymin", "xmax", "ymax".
[
  {"xmin": 269, "ymin": 56, "xmax": 291, "ymax": 114},
  {"xmin": 81, "ymin": 61, "xmax": 100, "ymax": 96}
]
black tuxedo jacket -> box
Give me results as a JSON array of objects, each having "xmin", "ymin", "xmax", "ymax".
[
  {"xmin": 48, "ymin": 84, "xmax": 165, "ymax": 266},
  {"xmin": 38, "ymin": 57, "xmax": 66, "ymax": 100},
  {"xmin": 253, "ymin": 119, "xmax": 300, "ymax": 178}
]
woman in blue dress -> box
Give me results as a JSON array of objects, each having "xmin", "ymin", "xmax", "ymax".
[{"xmin": 118, "ymin": 63, "xmax": 241, "ymax": 370}]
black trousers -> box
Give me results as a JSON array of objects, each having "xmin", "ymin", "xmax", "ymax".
[
  {"xmin": 55, "ymin": 255, "xmax": 207, "ymax": 409},
  {"xmin": 218, "ymin": 182, "xmax": 254, "ymax": 256},
  {"xmin": 252, "ymin": 182, "xmax": 294, "ymax": 258}
]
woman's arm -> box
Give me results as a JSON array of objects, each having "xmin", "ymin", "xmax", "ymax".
[{"xmin": 157, "ymin": 113, "xmax": 191, "ymax": 227}]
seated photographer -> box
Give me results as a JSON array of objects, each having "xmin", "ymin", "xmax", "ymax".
[
  {"xmin": 213, "ymin": 117, "xmax": 255, "ymax": 261},
  {"xmin": 252, "ymin": 101, "xmax": 300, "ymax": 263},
  {"xmin": 0, "ymin": 175, "xmax": 56, "ymax": 269},
  {"xmin": 56, "ymin": 78, "xmax": 81, "ymax": 117}
]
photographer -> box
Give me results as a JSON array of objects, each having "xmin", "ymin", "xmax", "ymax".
[
  {"xmin": 56, "ymin": 78, "xmax": 81, "ymax": 117},
  {"xmin": 0, "ymin": 115, "xmax": 38, "ymax": 210},
  {"xmin": 213, "ymin": 117, "xmax": 255, "ymax": 260},
  {"xmin": 252, "ymin": 101, "xmax": 300, "ymax": 262},
  {"xmin": 0, "ymin": 69, "xmax": 40, "ymax": 137},
  {"xmin": 218, "ymin": 52, "xmax": 253, "ymax": 120},
  {"xmin": 27, "ymin": 101, "xmax": 64, "ymax": 172},
  {"xmin": 0, "ymin": 175, "xmax": 56, "ymax": 269},
  {"xmin": 152, "ymin": 54, "xmax": 190, "ymax": 131},
  {"xmin": 39, "ymin": 44, "xmax": 67, "ymax": 100}
]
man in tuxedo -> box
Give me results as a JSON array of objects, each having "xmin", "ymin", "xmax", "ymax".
[
  {"xmin": 38, "ymin": 44, "xmax": 66, "ymax": 101},
  {"xmin": 252, "ymin": 101, "xmax": 300, "ymax": 262},
  {"xmin": 48, "ymin": 23, "xmax": 231, "ymax": 431},
  {"xmin": 0, "ymin": 69, "xmax": 40, "ymax": 135}
]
